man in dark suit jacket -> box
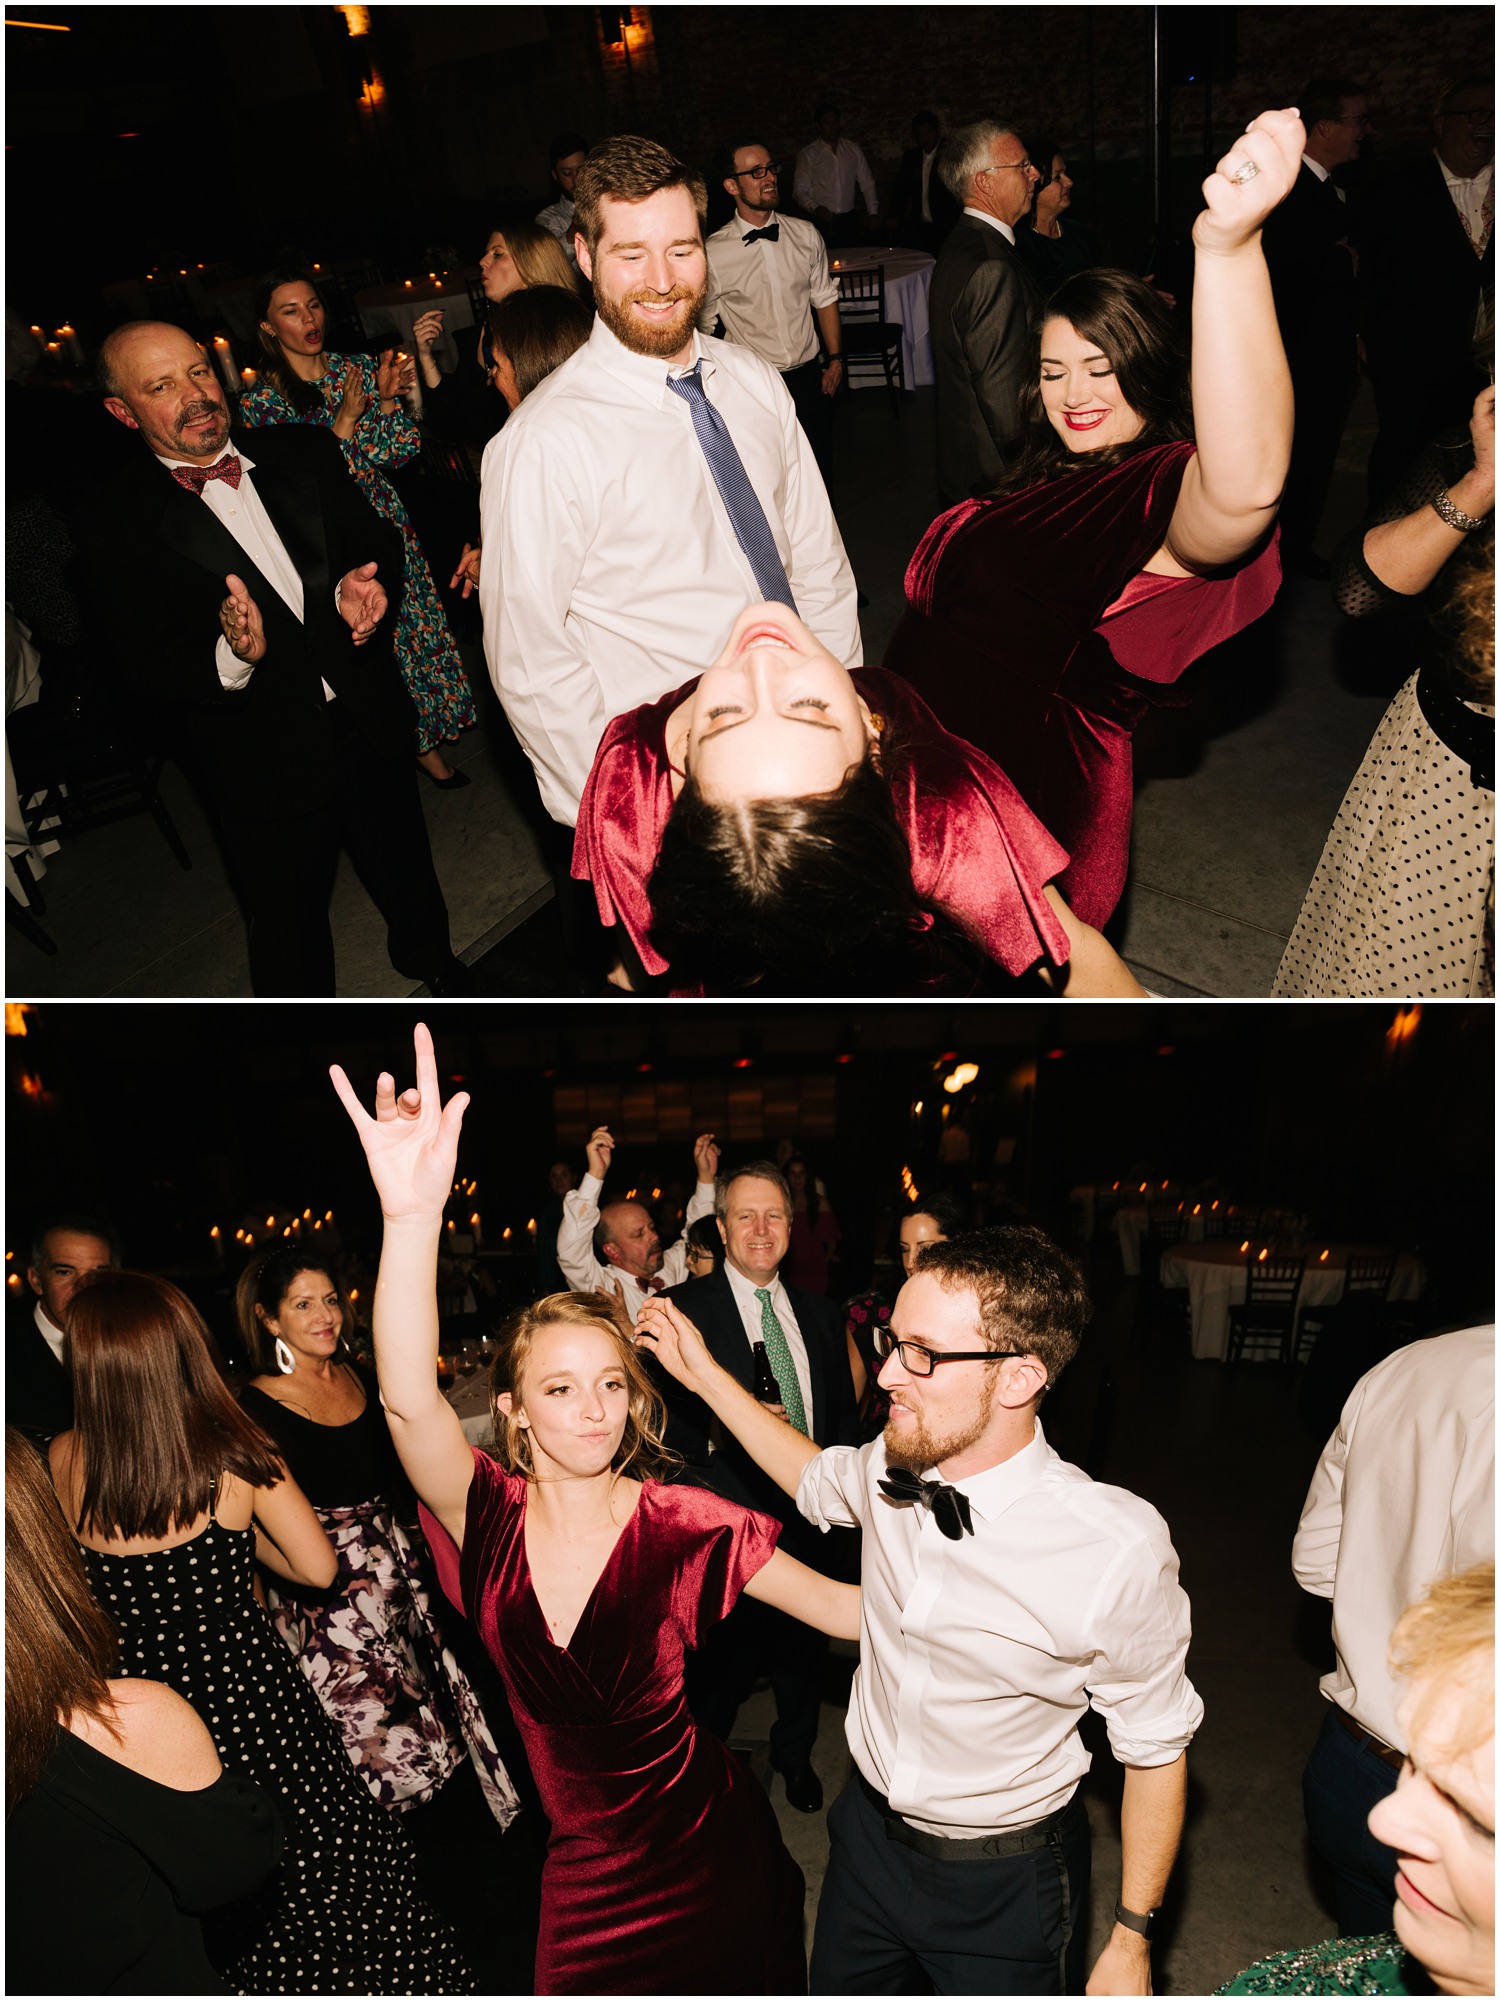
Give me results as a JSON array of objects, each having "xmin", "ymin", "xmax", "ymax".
[
  {"xmin": 890, "ymin": 111, "xmax": 961, "ymax": 253},
  {"xmin": 658, "ymin": 1160, "xmax": 857, "ymax": 1813},
  {"xmin": 928, "ymin": 120, "xmax": 1043, "ymax": 504},
  {"xmin": 1364, "ymin": 73, "xmax": 1494, "ymax": 498},
  {"xmin": 71, "ymin": 320, "xmax": 461, "ymax": 997},
  {"xmin": 1262, "ymin": 79, "xmax": 1367, "ymax": 571},
  {"xmin": 7, "ymin": 1215, "xmax": 119, "ymax": 1446}
]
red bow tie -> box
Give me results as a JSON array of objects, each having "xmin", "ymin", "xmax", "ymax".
[
  {"xmin": 644, "ymin": 1275, "xmax": 665, "ymax": 1293},
  {"xmin": 170, "ymin": 452, "xmax": 242, "ymax": 496}
]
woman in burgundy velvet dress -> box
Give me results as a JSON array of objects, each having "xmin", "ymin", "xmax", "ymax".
[
  {"xmin": 573, "ymin": 599, "xmax": 1145, "ymax": 997},
  {"xmin": 332, "ymin": 1025, "xmax": 859, "ymax": 1996},
  {"xmin": 885, "ymin": 107, "xmax": 1304, "ymax": 929}
]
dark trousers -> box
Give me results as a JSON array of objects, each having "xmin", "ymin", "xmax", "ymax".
[
  {"xmin": 1302, "ymin": 1706, "xmax": 1401, "ymax": 1936},
  {"xmin": 811, "ymin": 1777, "xmax": 1091, "ymax": 1995},
  {"xmin": 220, "ymin": 701, "xmax": 451, "ymax": 996},
  {"xmin": 687, "ymin": 1591, "xmax": 825, "ymax": 1769},
  {"xmin": 783, "ymin": 358, "xmax": 836, "ymax": 484}
]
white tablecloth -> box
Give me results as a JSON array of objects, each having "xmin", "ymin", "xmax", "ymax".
[
  {"xmin": 354, "ymin": 282, "xmax": 478, "ymax": 367},
  {"xmin": 443, "ymin": 1362, "xmax": 494, "ymax": 1447},
  {"xmin": 1114, "ymin": 1202, "xmax": 1296, "ymax": 1277},
  {"xmin": 830, "ymin": 247, "xmax": 934, "ymax": 390},
  {"xmin": 1159, "ymin": 1243, "xmax": 1427, "ymax": 1361}
]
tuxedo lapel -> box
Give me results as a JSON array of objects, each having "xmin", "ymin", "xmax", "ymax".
[
  {"xmin": 155, "ymin": 469, "xmax": 276, "ymax": 608},
  {"xmin": 234, "ymin": 430, "xmax": 332, "ymax": 620}
]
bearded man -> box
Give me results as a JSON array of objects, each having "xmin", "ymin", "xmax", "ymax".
[
  {"xmin": 477, "ymin": 134, "xmax": 861, "ymax": 831},
  {"xmin": 637, "ymin": 1225, "xmax": 1203, "ymax": 1998}
]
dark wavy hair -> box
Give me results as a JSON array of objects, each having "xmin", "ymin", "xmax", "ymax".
[
  {"xmin": 996, "ymin": 267, "xmax": 1193, "ymax": 495},
  {"xmin": 647, "ymin": 747, "xmax": 987, "ymax": 993},
  {"xmin": 233, "ymin": 1247, "xmax": 358, "ymax": 1377},
  {"xmin": 253, "ymin": 264, "xmax": 328, "ymax": 414},
  {"xmin": 488, "ymin": 285, "xmax": 593, "ymax": 402}
]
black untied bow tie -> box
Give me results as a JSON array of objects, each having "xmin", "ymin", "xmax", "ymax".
[
  {"xmin": 743, "ymin": 223, "xmax": 780, "ymax": 244},
  {"xmin": 877, "ymin": 1465, "xmax": 974, "ymax": 1539}
]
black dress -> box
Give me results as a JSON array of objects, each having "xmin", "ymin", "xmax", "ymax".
[
  {"xmin": 7, "ymin": 1728, "xmax": 283, "ymax": 1996},
  {"xmin": 80, "ymin": 1492, "xmax": 475, "ymax": 1995}
]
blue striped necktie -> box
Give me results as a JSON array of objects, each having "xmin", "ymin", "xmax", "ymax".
[{"xmin": 666, "ymin": 361, "xmax": 797, "ymax": 611}]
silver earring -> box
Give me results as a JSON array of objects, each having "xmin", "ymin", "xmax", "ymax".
[{"xmin": 275, "ymin": 1337, "xmax": 296, "ymax": 1375}]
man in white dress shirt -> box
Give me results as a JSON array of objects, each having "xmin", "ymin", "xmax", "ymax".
[
  {"xmin": 535, "ymin": 130, "xmax": 588, "ymax": 267},
  {"xmin": 639, "ymin": 1225, "xmax": 1202, "ymax": 1994},
  {"xmin": 1292, "ymin": 1323, "xmax": 1495, "ymax": 1935},
  {"xmin": 479, "ymin": 134, "xmax": 860, "ymax": 832},
  {"xmin": 8, "ymin": 1217, "xmax": 119, "ymax": 1444},
  {"xmin": 793, "ymin": 104, "xmax": 879, "ymax": 241},
  {"xmin": 702, "ymin": 138, "xmax": 844, "ymax": 477},
  {"xmin": 555, "ymin": 1124, "xmax": 720, "ymax": 1320}
]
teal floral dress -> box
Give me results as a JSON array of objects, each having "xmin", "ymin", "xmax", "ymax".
[{"xmin": 240, "ymin": 354, "xmax": 475, "ymax": 754}]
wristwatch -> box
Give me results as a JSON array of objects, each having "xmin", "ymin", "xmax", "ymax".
[{"xmin": 1114, "ymin": 1902, "xmax": 1159, "ymax": 1940}]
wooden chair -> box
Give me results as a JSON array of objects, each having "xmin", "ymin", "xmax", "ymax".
[
  {"xmin": 1294, "ymin": 1251, "xmax": 1398, "ymax": 1365},
  {"xmin": 1226, "ymin": 1254, "xmax": 1306, "ymax": 1368},
  {"xmin": 836, "ymin": 265, "xmax": 904, "ymax": 410}
]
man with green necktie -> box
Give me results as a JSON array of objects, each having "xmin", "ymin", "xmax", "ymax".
[{"xmin": 657, "ymin": 1160, "xmax": 858, "ymax": 1814}]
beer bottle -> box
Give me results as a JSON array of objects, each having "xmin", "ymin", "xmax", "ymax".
[{"xmin": 750, "ymin": 1341, "xmax": 782, "ymax": 1405}]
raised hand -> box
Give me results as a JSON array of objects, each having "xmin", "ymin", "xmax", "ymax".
[
  {"xmin": 450, "ymin": 541, "xmax": 482, "ymax": 599},
  {"xmin": 329, "ymin": 1021, "xmax": 469, "ymax": 1221},
  {"xmin": 336, "ymin": 561, "xmax": 388, "ymax": 644},
  {"xmin": 220, "ymin": 573, "xmax": 267, "ymax": 662},
  {"xmin": 692, "ymin": 1132, "xmax": 720, "ymax": 1184},
  {"xmin": 1194, "ymin": 107, "xmax": 1305, "ymax": 256},
  {"xmin": 412, "ymin": 309, "xmax": 445, "ymax": 351},
  {"xmin": 375, "ymin": 348, "xmax": 411, "ymax": 401},
  {"xmin": 586, "ymin": 1126, "xmax": 615, "ymax": 1181},
  {"xmin": 635, "ymin": 1295, "xmax": 713, "ymax": 1388}
]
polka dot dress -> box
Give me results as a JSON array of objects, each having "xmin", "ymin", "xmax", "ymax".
[
  {"xmin": 1273, "ymin": 670, "xmax": 1495, "ymax": 997},
  {"xmin": 82, "ymin": 1516, "xmax": 475, "ymax": 1995}
]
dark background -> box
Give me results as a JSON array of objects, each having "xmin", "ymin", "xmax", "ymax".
[
  {"xmin": 7, "ymin": 1001, "xmax": 1492, "ymax": 1331},
  {"xmin": 9, "ymin": 4, "xmax": 1494, "ymax": 329}
]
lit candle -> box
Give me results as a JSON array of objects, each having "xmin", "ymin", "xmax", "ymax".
[
  {"xmin": 502, "ymin": 1226, "xmax": 513, "ymax": 1242},
  {"xmin": 1239, "ymin": 1240, "xmax": 1250, "ymax": 1253},
  {"xmin": 1258, "ymin": 1247, "xmax": 1268, "ymax": 1262},
  {"xmin": 325, "ymin": 1210, "xmax": 334, "ymax": 1223},
  {"xmin": 469, "ymin": 1210, "xmax": 482, "ymax": 1247},
  {"xmin": 210, "ymin": 1225, "xmax": 223, "ymax": 1263},
  {"xmin": 1192, "ymin": 1204, "xmax": 1201, "ymax": 1215},
  {"xmin": 404, "ymin": 278, "xmax": 413, "ymax": 289},
  {"xmin": 28, "ymin": 323, "xmax": 46, "ymax": 354},
  {"xmin": 240, "ymin": 366, "xmax": 258, "ymax": 389},
  {"xmin": 45, "ymin": 341, "xmax": 62, "ymax": 358},
  {"xmin": 212, "ymin": 335, "xmax": 238, "ymax": 398},
  {"xmin": 526, "ymin": 1217, "xmax": 537, "ymax": 1239},
  {"xmin": 1319, "ymin": 1248, "xmax": 1329, "ymax": 1263},
  {"xmin": 7, "ymin": 1272, "xmax": 21, "ymax": 1293}
]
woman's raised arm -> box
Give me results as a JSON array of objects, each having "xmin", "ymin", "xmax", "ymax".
[
  {"xmin": 1164, "ymin": 106, "xmax": 1303, "ymax": 572},
  {"xmin": 329, "ymin": 1023, "xmax": 476, "ymax": 1547}
]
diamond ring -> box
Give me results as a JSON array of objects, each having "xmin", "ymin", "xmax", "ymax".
[{"xmin": 1227, "ymin": 158, "xmax": 1261, "ymax": 186}]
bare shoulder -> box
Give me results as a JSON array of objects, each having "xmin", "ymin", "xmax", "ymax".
[{"xmin": 74, "ymin": 1680, "xmax": 222, "ymax": 1792}]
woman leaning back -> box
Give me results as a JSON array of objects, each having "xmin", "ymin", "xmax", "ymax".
[
  {"xmin": 331, "ymin": 1022, "xmax": 860, "ymax": 1994},
  {"xmin": 886, "ymin": 107, "xmax": 1301, "ymax": 929}
]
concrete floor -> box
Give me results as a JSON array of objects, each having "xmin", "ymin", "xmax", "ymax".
[
  {"xmin": 7, "ymin": 385, "xmax": 1395, "ymax": 999},
  {"xmin": 741, "ymin": 1249, "xmax": 1341, "ymax": 1997}
]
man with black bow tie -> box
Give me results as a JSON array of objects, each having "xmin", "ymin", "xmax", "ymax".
[
  {"xmin": 73, "ymin": 321, "xmax": 462, "ymax": 997},
  {"xmin": 701, "ymin": 139, "xmax": 845, "ymax": 478},
  {"xmin": 638, "ymin": 1224, "xmax": 1202, "ymax": 1997}
]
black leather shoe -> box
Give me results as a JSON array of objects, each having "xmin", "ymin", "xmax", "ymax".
[
  {"xmin": 421, "ymin": 763, "xmax": 471, "ymax": 789},
  {"xmin": 421, "ymin": 957, "xmax": 473, "ymax": 997},
  {"xmin": 777, "ymin": 1763, "xmax": 823, "ymax": 1813}
]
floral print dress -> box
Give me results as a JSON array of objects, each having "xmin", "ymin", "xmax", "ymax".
[{"xmin": 240, "ymin": 354, "xmax": 475, "ymax": 753}]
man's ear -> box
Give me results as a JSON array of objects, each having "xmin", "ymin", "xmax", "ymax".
[
  {"xmin": 575, "ymin": 235, "xmax": 593, "ymax": 283},
  {"xmin": 103, "ymin": 397, "xmax": 139, "ymax": 432},
  {"xmin": 601, "ymin": 1241, "xmax": 623, "ymax": 1270}
]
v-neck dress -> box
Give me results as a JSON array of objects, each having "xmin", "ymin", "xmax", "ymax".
[{"xmin": 420, "ymin": 1454, "xmax": 806, "ymax": 1994}]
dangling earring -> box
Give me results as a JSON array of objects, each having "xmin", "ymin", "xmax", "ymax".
[{"xmin": 275, "ymin": 1337, "xmax": 296, "ymax": 1375}]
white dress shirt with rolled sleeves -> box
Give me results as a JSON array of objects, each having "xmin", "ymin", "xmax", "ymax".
[
  {"xmin": 1292, "ymin": 1324, "xmax": 1495, "ymax": 1751},
  {"xmin": 479, "ymin": 315, "xmax": 861, "ymax": 826},
  {"xmin": 719, "ymin": 1258, "xmax": 814, "ymax": 1429},
  {"xmin": 700, "ymin": 213, "xmax": 839, "ymax": 373},
  {"xmin": 154, "ymin": 445, "xmax": 337, "ymax": 701},
  {"xmin": 796, "ymin": 1423, "xmax": 1204, "ymax": 1836},
  {"xmin": 555, "ymin": 1173, "xmax": 717, "ymax": 1320},
  {"xmin": 794, "ymin": 138, "xmax": 879, "ymax": 218}
]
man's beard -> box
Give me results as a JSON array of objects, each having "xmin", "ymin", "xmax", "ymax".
[
  {"xmin": 882, "ymin": 1376, "xmax": 998, "ymax": 1473},
  {"xmin": 174, "ymin": 401, "xmax": 230, "ymax": 454},
  {"xmin": 594, "ymin": 280, "xmax": 706, "ymax": 359}
]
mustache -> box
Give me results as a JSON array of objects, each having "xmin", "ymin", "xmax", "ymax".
[
  {"xmin": 622, "ymin": 286, "xmax": 697, "ymax": 308},
  {"xmin": 177, "ymin": 401, "xmax": 224, "ymax": 426}
]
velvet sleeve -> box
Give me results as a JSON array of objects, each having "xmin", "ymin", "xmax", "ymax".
[
  {"xmin": 664, "ymin": 1484, "xmax": 782, "ymax": 1652},
  {"xmin": 571, "ymin": 693, "xmax": 682, "ymax": 978},
  {"xmin": 1096, "ymin": 530, "xmax": 1281, "ymax": 685},
  {"xmin": 864, "ymin": 671, "xmax": 1072, "ymax": 974},
  {"xmin": 417, "ymin": 1446, "xmax": 515, "ymax": 1619}
]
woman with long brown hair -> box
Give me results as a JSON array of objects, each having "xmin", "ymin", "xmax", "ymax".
[
  {"xmin": 235, "ymin": 1246, "xmax": 519, "ymax": 1826},
  {"xmin": 48, "ymin": 1268, "xmax": 474, "ymax": 1993},
  {"xmin": 6, "ymin": 1427, "xmax": 283, "ymax": 1995},
  {"xmin": 332, "ymin": 1022, "xmax": 860, "ymax": 1994}
]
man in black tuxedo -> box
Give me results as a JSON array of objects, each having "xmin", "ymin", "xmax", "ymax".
[
  {"xmin": 658, "ymin": 1160, "xmax": 857, "ymax": 1814},
  {"xmin": 71, "ymin": 321, "xmax": 462, "ymax": 997},
  {"xmin": 928, "ymin": 120, "xmax": 1043, "ymax": 504},
  {"xmin": 8, "ymin": 1215, "xmax": 119, "ymax": 1446},
  {"xmin": 1262, "ymin": 77, "xmax": 1367, "ymax": 574},
  {"xmin": 1364, "ymin": 73, "xmax": 1495, "ymax": 499},
  {"xmin": 890, "ymin": 112, "xmax": 961, "ymax": 254}
]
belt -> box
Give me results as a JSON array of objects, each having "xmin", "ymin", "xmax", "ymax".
[
  {"xmin": 856, "ymin": 1769, "xmax": 1087, "ymax": 1860},
  {"xmin": 1416, "ymin": 663, "xmax": 1494, "ymax": 791},
  {"xmin": 1334, "ymin": 1706, "xmax": 1404, "ymax": 1770}
]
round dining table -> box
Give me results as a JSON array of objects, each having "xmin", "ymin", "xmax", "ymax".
[
  {"xmin": 829, "ymin": 246, "xmax": 935, "ymax": 390},
  {"xmin": 1158, "ymin": 1241, "xmax": 1427, "ymax": 1362},
  {"xmin": 1113, "ymin": 1202, "xmax": 1298, "ymax": 1278}
]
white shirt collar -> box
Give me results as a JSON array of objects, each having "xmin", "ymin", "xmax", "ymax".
[
  {"xmin": 33, "ymin": 1297, "xmax": 66, "ymax": 1367},
  {"xmin": 588, "ymin": 313, "xmax": 712, "ymax": 409},
  {"xmin": 722, "ymin": 1258, "xmax": 783, "ymax": 1311},
  {"xmin": 1301, "ymin": 154, "xmax": 1331, "ymax": 182},
  {"xmin": 154, "ymin": 442, "xmax": 255, "ymax": 474},
  {"xmin": 1434, "ymin": 145, "xmax": 1494, "ymax": 190},
  {"xmin": 951, "ymin": 1417, "xmax": 1049, "ymax": 1522},
  {"xmin": 962, "ymin": 205, "xmax": 1017, "ymax": 246}
]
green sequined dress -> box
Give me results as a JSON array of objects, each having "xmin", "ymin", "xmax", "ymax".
[{"xmin": 1219, "ymin": 1932, "xmax": 1417, "ymax": 1995}]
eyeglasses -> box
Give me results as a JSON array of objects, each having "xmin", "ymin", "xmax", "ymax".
[
  {"xmin": 1329, "ymin": 114, "xmax": 1375, "ymax": 129},
  {"xmin": 982, "ymin": 157, "xmax": 1034, "ymax": 177},
  {"xmin": 733, "ymin": 160, "xmax": 781, "ymax": 181},
  {"xmin": 872, "ymin": 1326, "xmax": 1024, "ymax": 1377},
  {"xmin": 1439, "ymin": 106, "xmax": 1494, "ymax": 125}
]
